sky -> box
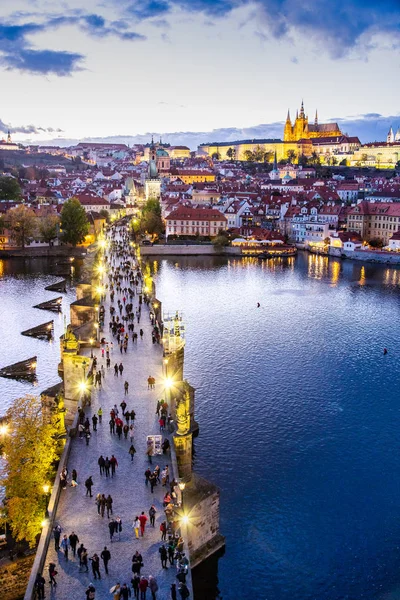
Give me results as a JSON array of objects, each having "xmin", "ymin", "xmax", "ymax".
[{"xmin": 0, "ymin": 0, "xmax": 399, "ymax": 145}]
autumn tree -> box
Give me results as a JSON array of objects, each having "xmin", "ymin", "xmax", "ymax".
[
  {"xmin": 263, "ymin": 151, "xmax": 274, "ymax": 163},
  {"xmin": 39, "ymin": 214, "xmax": 60, "ymax": 245},
  {"xmin": 7, "ymin": 205, "xmax": 37, "ymax": 248},
  {"xmin": 60, "ymin": 197, "xmax": 90, "ymax": 246},
  {"xmin": 0, "ymin": 176, "xmax": 22, "ymax": 200},
  {"xmin": 244, "ymin": 150, "xmax": 255, "ymax": 162},
  {"xmin": 287, "ymin": 149, "xmax": 297, "ymax": 164},
  {"xmin": 253, "ymin": 145, "xmax": 265, "ymax": 162},
  {"xmin": 226, "ymin": 147, "xmax": 235, "ymax": 161},
  {"xmin": 0, "ymin": 395, "xmax": 59, "ymax": 547},
  {"xmin": 135, "ymin": 199, "xmax": 164, "ymax": 238},
  {"xmin": 211, "ymin": 152, "xmax": 221, "ymax": 160}
]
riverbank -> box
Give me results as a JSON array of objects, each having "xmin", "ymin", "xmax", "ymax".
[
  {"xmin": 0, "ymin": 246, "xmax": 87, "ymax": 258},
  {"xmin": 140, "ymin": 244, "xmax": 240, "ymax": 256}
]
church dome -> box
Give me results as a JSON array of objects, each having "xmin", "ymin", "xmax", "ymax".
[{"xmin": 156, "ymin": 148, "xmax": 169, "ymax": 157}]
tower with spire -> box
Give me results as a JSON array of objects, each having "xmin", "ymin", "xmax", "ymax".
[
  {"xmin": 7, "ymin": 130, "xmax": 11, "ymax": 144},
  {"xmin": 387, "ymin": 127, "xmax": 395, "ymax": 143},
  {"xmin": 283, "ymin": 101, "xmax": 341, "ymax": 142}
]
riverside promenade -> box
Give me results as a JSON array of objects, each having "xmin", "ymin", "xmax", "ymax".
[{"xmin": 43, "ymin": 242, "xmax": 181, "ymax": 599}]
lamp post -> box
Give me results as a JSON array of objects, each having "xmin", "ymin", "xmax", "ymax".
[
  {"xmin": 178, "ymin": 481, "xmax": 186, "ymax": 512},
  {"xmin": 43, "ymin": 484, "xmax": 50, "ymax": 519}
]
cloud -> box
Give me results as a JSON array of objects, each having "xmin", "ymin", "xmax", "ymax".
[
  {"xmin": 0, "ymin": 118, "xmax": 63, "ymax": 135},
  {"xmin": 0, "ymin": 11, "xmax": 145, "ymax": 75},
  {"xmin": 127, "ymin": 0, "xmax": 170, "ymax": 20},
  {"xmin": 0, "ymin": 48, "xmax": 84, "ymax": 76}
]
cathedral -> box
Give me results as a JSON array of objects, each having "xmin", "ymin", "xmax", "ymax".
[{"xmin": 283, "ymin": 101, "xmax": 342, "ymax": 142}]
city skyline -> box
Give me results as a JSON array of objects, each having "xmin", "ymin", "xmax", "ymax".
[{"xmin": 0, "ymin": 0, "xmax": 399, "ymax": 142}]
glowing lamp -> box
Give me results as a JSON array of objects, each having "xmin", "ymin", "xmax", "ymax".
[
  {"xmin": 178, "ymin": 482, "xmax": 186, "ymax": 492},
  {"xmin": 43, "ymin": 484, "xmax": 50, "ymax": 495},
  {"xmin": 181, "ymin": 515, "xmax": 189, "ymax": 526}
]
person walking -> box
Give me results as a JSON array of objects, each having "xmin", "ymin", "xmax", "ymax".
[
  {"xmin": 92, "ymin": 414, "xmax": 98, "ymax": 432},
  {"xmin": 131, "ymin": 574, "xmax": 140, "ymax": 599},
  {"xmin": 160, "ymin": 521, "xmax": 167, "ymax": 542},
  {"xmin": 119, "ymin": 362, "xmax": 124, "ymax": 376},
  {"xmin": 106, "ymin": 494, "xmax": 113, "ymax": 517},
  {"xmin": 159, "ymin": 545, "xmax": 168, "ymax": 569},
  {"xmin": 149, "ymin": 505, "xmax": 156, "ymax": 527},
  {"xmin": 34, "ymin": 573, "xmax": 46, "ymax": 600},
  {"xmin": 85, "ymin": 476, "xmax": 94, "ymax": 497},
  {"xmin": 170, "ymin": 583, "xmax": 177, "ymax": 600},
  {"xmin": 109, "ymin": 418, "xmax": 116, "ymax": 434},
  {"xmin": 124, "ymin": 381, "xmax": 129, "ymax": 395},
  {"xmin": 53, "ymin": 524, "xmax": 61, "ymax": 551},
  {"xmin": 48, "ymin": 562, "xmax": 57, "ymax": 586},
  {"xmin": 129, "ymin": 444, "xmax": 136, "ymax": 462},
  {"xmin": 138, "ymin": 512, "xmax": 147, "ymax": 537},
  {"xmin": 105, "ymin": 457, "xmax": 111, "ymax": 477},
  {"xmin": 110, "ymin": 455, "xmax": 118, "ymax": 477},
  {"xmin": 98, "ymin": 455, "xmax": 105, "ymax": 476},
  {"xmin": 139, "ymin": 576, "xmax": 148, "ymax": 600},
  {"xmin": 148, "ymin": 576, "xmax": 158, "ymax": 600},
  {"xmin": 60, "ymin": 534, "xmax": 69, "ymax": 560},
  {"xmin": 167, "ymin": 542, "xmax": 175, "ymax": 566},
  {"xmin": 95, "ymin": 492, "xmax": 102, "ymax": 515},
  {"xmin": 72, "ymin": 468, "xmax": 78, "ymax": 484},
  {"xmin": 120, "ymin": 400, "xmax": 127, "ymax": 414},
  {"xmin": 131, "ymin": 551, "xmax": 143, "ymax": 576},
  {"xmin": 100, "ymin": 494, "xmax": 106, "ymax": 517},
  {"xmin": 85, "ymin": 429, "xmax": 91, "ymax": 445},
  {"xmin": 146, "ymin": 445, "xmax": 153, "ymax": 464},
  {"xmin": 101, "ymin": 546, "xmax": 111, "ymax": 574},
  {"xmin": 69, "ymin": 531, "xmax": 79, "ymax": 556},
  {"xmin": 114, "ymin": 363, "xmax": 119, "ymax": 376},
  {"xmin": 90, "ymin": 553, "xmax": 101, "ymax": 579},
  {"xmin": 85, "ymin": 583, "xmax": 96, "ymax": 600},
  {"xmin": 132, "ymin": 516, "xmax": 140, "ymax": 540},
  {"xmin": 111, "ymin": 583, "xmax": 121, "ymax": 600},
  {"xmin": 120, "ymin": 583, "xmax": 131, "ymax": 600},
  {"xmin": 109, "ymin": 518, "xmax": 116, "ymax": 542},
  {"xmin": 178, "ymin": 583, "xmax": 190, "ymax": 599},
  {"xmin": 149, "ymin": 472, "xmax": 157, "ymax": 494},
  {"xmin": 97, "ymin": 407, "xmax": 103, "ymax": 423}
]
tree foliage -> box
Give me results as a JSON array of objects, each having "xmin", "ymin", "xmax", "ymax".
[
  {"xmin": 0, "ymin": 176, "xmax": 22, "ymax": 200},
  {"xmin": 287, "ymin": 150, "xmax": 297, "ymax": 164},
  {"xmin": 134, "ymin": 199, "xmax": 164, "ymax": 238},
  {"xmin": 60, "ymin": 197, "xmax": 90, "ymax": 246},
  {"xmin": 0, "ymin": 395, "xmax": 59, "ymax": 547},
  {"xmin": 39, "ymin": 214, "xmax": 60, "ymax": 244},
  {"xmin": 7, "ymin": 205, "xmax": 37, "ymax": 247},
  {"xmin": 212, "ymin": 231, "xmax": 230, "ymax": 247},
  {"xmin": 211, "ymin": 152, "xmax": 221, "ymax": 160}
]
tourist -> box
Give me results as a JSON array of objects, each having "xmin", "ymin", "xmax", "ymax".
[
  {"xmin": 138, "ymin": 512, "xmax": 148, "ymax": 537},
  {"xmin": 106, "ymin": 494, "xmax": 113, "ymax": 517},
  {"xmin": 90, "ymin": 553, "xmax": 101, "ymax": 579},
  {"xmin": 53, "ymin": 524, "xmax": 61, "ymax": 550},
  {"xmin": 101, "ymin": 546, "xmax": 111, "ymax": 574},
  {"xmin": 124, "ymin": 381, "xmax": 129, "ymax": 395},
  {"xmin": 48, "ymin": 562, "xmax": 57, "ymax": 586},
  {"xmin": 120, "ymin": 399, "xmax": 127, "ymax": 414},
  {"xmin": 160, "ymin": 521, "xmax": 167, "ymax": 542},
  {"xmin": 92, "ymin": 413, "xmax": 98, "ymax": 431},
  {"xmin": 139, "ymin": 576, "xmax": 148, "ymax": 599},
  {"xmin": 131, "ymin": 551, "xmax": 143, "ymax": 576},
  {"xmin": 105, "ymin": 457, "xmax": 111, "ymax": 477},
  {"xmin": 148, "ymin": 576, "xmax": 158, "ymax": 600},
  {"xmin": 85, "ymin": 583, "xmax": 96, "ymax": 600},
  {"xmin": 133, "ymin": 516, "xmax": 140, "ymax": 539},
  {"xmin": 98, "ymin": 455, "xmax": 105, "ymax": 475},
  {"xmin": 69, "ymin": 531, "xmax": 79, "ymax": 556},
  {"xmin": 170, "ymin": 583, "xmax": 177, "ymax": 600},
  {"xmin": 178, "ymin": 583, "xmax": 190, "ymax": 599},
  {"xmin": 149, "ymin": 505, "xmax": 156, "ymax": 527},
  {"xmin": 111, "ymin": 583, "xmax": 121, "ymax": 600},
  {"xmin": 110, "ymin": 455, "xmax": 119, "ymax": 476},
  {"xmin": 85, "ymin": 476, "xmax": 94, "ymax": 497},
  {"xmin": 131, "ymin": 574, "xmax": 140, "ymax": 599},
  {"xmin": 159, "ymin": 544, "xmax": 168, "ymax": 568},
  {"xmin": 129, "ymin": 444, "xmax": 136, "ymax": 462},
  {"xmin": 60, "ymin": 534, "xmax": 69, "ymax": 560},
  {"xmin": 120, "ymin": 583, "xmax": 131, "ymax": 600},
  {"xmin": 109, "ymin": 519, "xmax": 116, "ymax": 542},
  {"xmin": 34, "ymin": 573, "xmax": 45, "ymax": 599},
  {"xmin": 97, "ymin": 407, "xmax": 103, "ymax": 423}
]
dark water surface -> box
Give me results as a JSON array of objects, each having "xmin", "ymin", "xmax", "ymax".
[
  {"xmin": 0, "ymin": 257, "xmax": 80, "ymax": 409},
  {"xmin": 152, "ymin": 253, "xmax": 400, "ymax": 600}
]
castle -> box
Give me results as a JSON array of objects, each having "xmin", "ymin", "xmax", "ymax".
[
  {"xmin": 387, "ymin": 126, "xmax": 400, "ymax": 143},
  {"xmin": 284, "ymin": 101, "xmax": 342, "ymax": 142}
]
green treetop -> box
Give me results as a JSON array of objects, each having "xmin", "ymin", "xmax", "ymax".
[{"xmin": 60, "ymin": 197, "xmax": 90, "ymax": 246}]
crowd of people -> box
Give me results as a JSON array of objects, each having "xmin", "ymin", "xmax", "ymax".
[{"xmin": 34, "ymin": 224, "xmax": 191, "ymax": 600}]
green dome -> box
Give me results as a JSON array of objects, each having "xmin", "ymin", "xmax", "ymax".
[{"xmin": 156, "ymin": 148, "xmax": 169, "ymax": 157}]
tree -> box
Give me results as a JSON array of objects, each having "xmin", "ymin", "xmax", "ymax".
[
  {"xmin": 7, "ymin": 205, "xmax": 37, "ymax": 248},
  {"xmin": 339, "ymin": 159, "xmax": 348, "ymax": 166},
  {"xmin": 136, "ymin": 199, "xmax": 164, "ymax": 238},
  {"xmin": 310, "ymin": 151, "xmax": 321, "ymax": 166},
  {"xmin": 263, "ymin": 151, "xmax": 274, "ymax": 163},
  {"xmin": 0, "ymin": 395, "xmax": 59, "ymax": 547},
  {"xmin": 368, "ymin": 237, "xmax": 384, "ymax": 248},
  {"xmin": 253, "ymin": 145, "xmax": 265, "ymax": 162},
  {"xmin": 287, "ymin": 149, "xmax": 297, "ymax": 164},
  {"xmin": 226, "ymin": 147, "xmax": 234, "ymax": 161},
  {"xmin": 39, "ymin": 214, "xmax": 60, "ymax": 245},
  {"xmin": 0, "ymin": 176, "xmax": 22, "ymax": 200},
  {"xmin": 212, "ymin": 232, "xmax": 230, "ymax": 247},
  {"xmin": 361, "ymin": 153, "xmax": 368, "ymax": 166},
  {"xmin": 60, "ymin": 197, "xmax": 90, "ymax": 246},
  {"xmin": 99, "ymin": 209, "xmax": 110, "ymax": 222},
  {"xmin": 211, "ymin": 152, "xmax": 220, "ymax": 160},
  {"xmin": 244, "ymin": 150, "xmax": 255, "ymax": 162},
  {"xmin": 298, "ymin": 154, "xmax": 309, "ymax": 167}
]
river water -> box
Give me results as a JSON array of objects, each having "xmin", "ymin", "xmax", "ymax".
[
  {"xmin": 2, "ymin": 253, "xmax": 400, "ymax": 600},
  {"xmin": 152, "ymin": 253, "xmax": 400, "ymax": 600}
]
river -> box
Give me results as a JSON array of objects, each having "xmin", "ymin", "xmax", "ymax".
[
  {"xmin": 2, "ymin": 252, "xmax": 400, "ymax": 600},
  {"xmin": 152, "ymin": 252, "xmax": 400, "ymax": 600}
]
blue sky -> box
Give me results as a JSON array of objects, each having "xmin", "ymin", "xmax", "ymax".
[{"xmin": 0, "ymin": 0, "xmax": 399, "ymax": 143}]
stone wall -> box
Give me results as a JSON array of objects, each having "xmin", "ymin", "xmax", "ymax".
[
  {"xmin": 0, "ymin": 555, "xmax": 35, "ymax": 600},
  {"xmin": 140, "ymin": 245, "xmax": 240, "ymax": 256},
  {"xmin": 329, "ymin": 247, "xmax": 400, "ymax": 264}
]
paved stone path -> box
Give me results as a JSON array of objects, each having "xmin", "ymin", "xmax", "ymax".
[{"xmin": 44, "ymin": 240, "xmax": 179, "ymax": 600}]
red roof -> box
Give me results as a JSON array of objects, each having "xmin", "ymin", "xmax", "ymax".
[{"xmin": 166, "ymin": 206, "xmax": 227, "ymax": 222}]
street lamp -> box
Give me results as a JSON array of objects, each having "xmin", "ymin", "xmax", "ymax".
[
  {"xmin": 43, "ymin": 484, "xmax": 50, "ymax": 518},
  {"xmin": 178, "ymin": 481, "xmax": 186, "ymax": 511}
]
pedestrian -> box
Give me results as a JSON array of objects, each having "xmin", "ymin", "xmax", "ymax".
[
  {"xmin": 133, "ymin": 516, "xmax": 140, "ymax": 539},
  {"xmin": 139, "ymin": 576, "xmax": 148, "ymax": 600},
  {"xmin": 139, "ymin": 512, "xmax": 147, "ymax": 537},
  {"xmin": 170, "ymin": 583, "xmax": 177, "ymax": 600},
  {"xmin": 131, "ymin": 574, "xmax": 140, "ymax": 599},
  {"xmin": 77, "ymin": 543, "xmax": 86, "ymax": 566},
  {"xmin": 92, "ymin": 414, "xmax": 98, "ymax": 431},
  {"xmin": 131, "ymin": 551, "xmax": 143, "ymax": 576},
  {"xmin": 98, "ymin": 407, "xmax": 103, "ymax": 423},
  {"xmin": 116, "ymin": 516, "xmax": 123, "ymax": 539},
  {"xmin": 110, "ymin": 455, "xmax": 118, "ymax": 477},
  {"xmin": 149, "ymin": 473, "xmax": 157, "ymax": 493},
  {"xmin": 101, "ymin": 494, "xmax": 106, "ymax": 517},
  {"xmin": 148, "ymin": 576, "xmax": 158, "ymax": 600},
  {"xmin": 178, "ymin": 583, "xmax": 190, "ymax": 599},
  {"xmin": 111, "ymin": 583, "xmax": 121, "ymax": 600},
  {"xmin": 159, "ymin": 416, "xmax": 165, "ymax": 432},
  {"xmin": 155, "ymin": 400, "xmax": 161, "ymax": 417},
  {"xmin": 60, "ymin": 534, "xmax": 69, "ymax": 560},
  {"xmin": 167, "ymin": 542, "xmax": 174, "ymax": 565},
  {"xmin": 72, "ymin": 468, "xmax": 78, "ymax": 483},
  {"xmin": 69, "ymin": 531, "xmax": 79, "ymax": 556},
  {"xmin": 86, "ymin": 583, "xmax": 96, "ymax": 600},
  {"xmin": 123, "ymin": 424, "xmax": 129, "ymax": 439},
  {"xmin": 114, "ymin": 363, "xmax": 119, "ymax": 376},
  {"xmin": 121, "ymin": 400, "xmax": 127, "ymax": 414},
  {"xmin": 101, "ymin": 546, "xmax": 111, "ymax": 574},
  {"xmin": 159, "ymin": 544, "xmax": 168, "ymax": 569},
  {"xmin": 124, "ymin": 381, "xmax": 129, "ymax": 395},
  {"xmin": 90, "ymin": 553, "xmax": 101, "ymax": 580},
  {"xmin": 160, "ymin": 521, "xmax": 167, "ymax": 542},
  {"xmin": 85, "ymin": 476, "xmax": 94, "ymax": 497},
  {"xmin": 48, "ymin": 562, "xmax": 57, "ymax": 586},
  {"xmin": 34, "ymin": 573, "xmax": 45, "ymax": 599},
  {"xmin": 106, "ymin": 494, "xmax": 113, "ymax": 518},
  {"xmin": 146, "ymin": 445, "xmax": 153, "ymax": 465},
  {"xmin": 53, "ymin": 524, "xmax": 61, "ymax": 551},
  {"xmin": 139, "ymin": 329, "xmax": 143, "ymax": 339},
  {"xmin": 105, "ymin": 457, "xmax": 111, "ymax": 477},
  {"xmin": 149, "ymin": 505, "xmax": 156, "ymax": 527},
  {"xmin": 129, "ymin": 444, "xmax": 136, "ymax": 462},
  {"xmin": 109, "ymin": 519, "xmax": 116, "ymax": 542},
  {"xmin": 85, "ymin": 429, "xmax": 91, "ymax": 445},
  {"xmin": 109, "ymin": 418, "xmax": 116, "ymax": 434},
  {"xmin": 98, "ymin": 455, "xmax": 105, "ymax": 475},
  {"xmin": 120, "ymin": 583, "xmax": 131, "ymax": 600}
]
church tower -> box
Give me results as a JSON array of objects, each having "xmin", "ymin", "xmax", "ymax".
[
  {"xmin": 387, "ymin": 127, "xmax": 395, "ymax": 143},
  {"xmin": 7, "ymin": 130, "xmax": 11, "ymax": 144},
  {"xmin": 284, "ymin": 110, "xmax": 293, "ymax": 142}
]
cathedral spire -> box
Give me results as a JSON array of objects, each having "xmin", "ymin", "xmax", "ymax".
[
  {"xmin": 299, "ymin": 100, "xmax": 305, "ymax": 119},
  {"xmin": 273, "ymin": 150, "xmax": 277, "ymax": 170},
  {"xmin": 7, "ymin": 130, "xmax": 11, "ymax": 144},
  {"xmin": 286, "ymin": 109, "xmax": 291, "ymax": 123},
  {"xmin": 314, "ymin": 110, "xmax": 318, "ymax": 126}
]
